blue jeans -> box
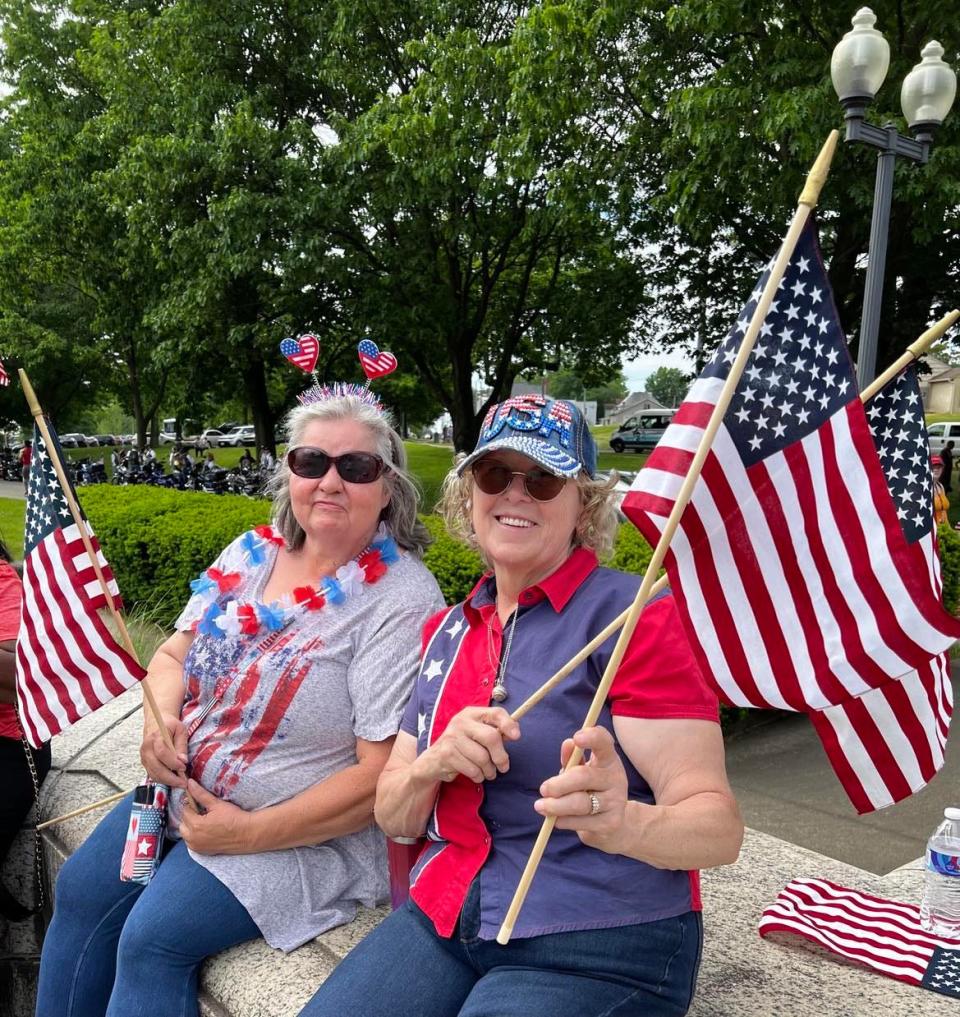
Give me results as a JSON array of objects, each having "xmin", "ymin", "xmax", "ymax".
[
  {"xmin": 36, "ymin": 795, "xmax": 260, "ymax": 1017},
  {"xmin": 299, "ymin": 880, "xmax": 702, "ymax": 1017}
]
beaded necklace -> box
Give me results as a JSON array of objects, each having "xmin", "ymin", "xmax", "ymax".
[{"xmin": 189, "ymin": 523, "xmax": 399, "ymax": 640}]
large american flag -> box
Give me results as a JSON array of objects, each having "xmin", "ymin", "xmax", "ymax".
[
  {"xmin": 760, "ymin": 877, "xmax": 960, "ymax": 998},
  {"xmin": 15, "ymin": 422, "xmax": 146, "ymax": 748},
  {"xmin": 809, "ymin": 366, "xmax": 953, "ymax": 812},
  {"xmin": 622, "ymin": 218, "xmax": 960, "ymax": 812}
]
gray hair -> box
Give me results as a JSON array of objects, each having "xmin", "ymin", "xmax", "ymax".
[
  {"xmin": 269, "ymin": 395, "xmax": 431, "ymax": 556},
  {"xmin": 438, "ymin": 455, "xmax": 621, "ymax": 563}
]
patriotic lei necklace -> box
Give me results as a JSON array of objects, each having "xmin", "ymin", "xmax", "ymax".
[{"xmin": 189, "ymin": 524, "xmax": 399, "ymax": 639}]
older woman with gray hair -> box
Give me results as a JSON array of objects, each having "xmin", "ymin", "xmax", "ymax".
[
  {"xmin": 37, "ymin": 386, "xmax": 444, "ymax": 1017},
  {"xmin": 300, "ymin": 395, "xmax": 742, "ymax": 1017}
]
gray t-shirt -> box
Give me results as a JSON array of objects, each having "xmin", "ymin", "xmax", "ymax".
[{"xmin": 169, "ymin": 531, "xmax": 444, "ymax": 951}]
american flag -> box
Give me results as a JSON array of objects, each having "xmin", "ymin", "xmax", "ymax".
[
  {"xmin": 760, "ymin": 877, "xmax": 960, "ymax": 998},
  {"xmin": 809, "ymin": 366, "xmax": 953, "ymax": 812},
  {"xmin": 622, "ymin": 218, "xmax": 960, "ymax": 812},
  {"xmin": 15, "ymin": 421, "xmax": 146, "ymax": 748},
  {"xmin": 0, "ymin": 360, "xmax": 9, "ymax": 386}
]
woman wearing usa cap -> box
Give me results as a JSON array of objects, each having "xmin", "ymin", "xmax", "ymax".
[{"xmin": 301, "ymin": 396, "xmax": 743, "ymax": 1017}]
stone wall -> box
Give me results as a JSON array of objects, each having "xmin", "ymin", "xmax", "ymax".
[{"xmin": 5, "ymin": 685, "xmax": 956, "ymax": 1016}]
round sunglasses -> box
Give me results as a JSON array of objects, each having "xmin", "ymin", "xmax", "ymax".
[
  {"xmin": 471, "ymin": 458, "xmax": 567, "ymax": 502},
  {"xmin": 287, "ymin": 447, "xmax": 386, "ymax": 484}
]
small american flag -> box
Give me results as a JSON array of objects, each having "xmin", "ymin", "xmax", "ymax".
[
  {"xmin": 622, "ymin": 218, "xmax": 960, "ymax": 812},
  {"xmin": 15, "ymin": 421, "xmax": 146, "ymax": 748},
  {"xmin": 760, "ymin": 877, "xmax": 960, "ymax": 999},
  {"xmin": 0, "ymin": 360, "xmax": 9, "ymax": 387}
]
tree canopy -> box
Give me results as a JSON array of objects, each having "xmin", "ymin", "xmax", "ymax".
[
  {"xmin": 644, "ymin": 365, "xmax": 689, "ymax": 408},
  {"xmin": 0, "ymin": 1, "xmax": 955, "ymax": 448}
]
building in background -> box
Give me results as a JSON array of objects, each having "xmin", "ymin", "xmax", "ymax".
[
  {"xmin": 919, "ymin": 354, "xmax": 960, "ymax": 413},
  {"xmin": 602, "ymin": 391, "xmax": 665, "ymax": 425}
]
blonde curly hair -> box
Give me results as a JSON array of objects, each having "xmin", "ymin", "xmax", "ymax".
[{"xmin": 438, "ymin": 454, "xmax": 621, "ymax": 565}]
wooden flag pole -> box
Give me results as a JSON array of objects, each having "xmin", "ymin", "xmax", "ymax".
[
  {"xmin": 495, "ymin": 130, "xmax": 840, "ymax": 945},
  {"xmin": 859, "ymin": 310, "xmax": 960, "ymax": 401},
  {"xmin": 36, "ymin": 789, "xmax": 132, "ymax": 830},
  {"xmin": 509, "ymin": 576, "xmax": 667, "ymax": 722},
  {"xmin": 509, "ymin": 308, "xmax": 959, "ymax": 726},
  {"xmin": 18, "ymin": 370, "xmax": 177, "ymax": 761}
]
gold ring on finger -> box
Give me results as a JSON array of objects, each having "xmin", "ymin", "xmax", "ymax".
[{"xmin": 587, "ymin": 791, "xmax": 601, "ymax": 816}]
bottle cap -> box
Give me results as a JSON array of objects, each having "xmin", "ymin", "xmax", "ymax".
[{"xmin": 944, "ymin": 807, "xmax": 960, "ymax": 822}]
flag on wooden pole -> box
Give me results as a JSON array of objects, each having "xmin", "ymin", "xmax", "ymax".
[
  {"xmin": 15, "ymin": 421, "xmax": 146, "ymax": 748},
  {"xmin": 622, "ymin": 218, "xmax": 960, "ymax": 812},
  {"xmin": 809, "ymin": 365, "xmax": 953, "ymax": 811}
]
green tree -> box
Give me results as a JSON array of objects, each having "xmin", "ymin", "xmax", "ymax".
[
  {"xmin": 600, "ymin": 0, "xmax": 960, "ymax": 373},
  {"xmin": 315, "ymin": 2, "xmax": 648, "ymax": 449},
  {"xmin": 645, "ymin": 365, "xmax": 689, "ymax": 408},
  {"xmin": 549, "ymin": 367, "xmax": 627, "ymax": 418},
  {"xmin": 0, "ymin": 1, "xmax": 179, "ymax": 442}
]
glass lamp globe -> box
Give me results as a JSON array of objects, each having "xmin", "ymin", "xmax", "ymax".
[
  {"xmin": 901, "ymin": 41, "xmax": 956, "ymax": 133},
  {"xmin": 831, "ymin": 7, "xmax": 890, "ymax": 106}
]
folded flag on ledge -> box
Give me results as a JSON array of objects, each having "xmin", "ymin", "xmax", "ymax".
[
  {"xmin": 760, "ymin": 877, "xmax": 960, "ymax": 999},
  {"xmin": 622, "ymin": 217, "xmax": 960, "ymax": 813},
  {"xmin": 15, "ymin": 421, "xmax": 146, "ymax": 748}
]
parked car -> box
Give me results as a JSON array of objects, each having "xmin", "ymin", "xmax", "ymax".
[
  {"xmin": 94, "ymin": 434, "xmax": 117, "ymax": 446},
  {"xmin": 220, "ymin": 425, "xmax": 256, "ymax": 447},
  {"xmin": 60, "ymin": 433, "xmax": 86, "ymax": 448},
  {"xmin": 196, "ymin": 428, "xmax": 225, "ymax": 449},
  {"xmin": 609, "ymin": 409, "xmax": 676, "ymax": 454},
  {"xmin": 83, "ymin": 436, "xmax": 100, "ymax": 447},
  {"xmin": 926, "ymin": 421, "xmax": 960, "ymax": 454},
  {"xmin": 216, "ymin": 420, "xmax": 244, "ymax": 434}
]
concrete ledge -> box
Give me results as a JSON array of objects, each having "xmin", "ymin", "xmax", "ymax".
[{"xmin": 11, "ymin": 685, "xmax": 954, "ymax": 1016}]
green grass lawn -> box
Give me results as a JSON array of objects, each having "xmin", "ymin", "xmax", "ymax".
[{"xmin": 0, "ymin": 499, "xmax": 24, "ymax": 559}]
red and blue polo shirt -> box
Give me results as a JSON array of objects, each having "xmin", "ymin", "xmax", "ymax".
[{"xmin": 399, "ymin": 547, "xmax": 719, "ymax": 941}]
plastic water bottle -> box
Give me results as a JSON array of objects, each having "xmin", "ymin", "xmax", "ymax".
[{"xmin": 920, "ymin": 806, "xmax": 960, "ymax": 937}]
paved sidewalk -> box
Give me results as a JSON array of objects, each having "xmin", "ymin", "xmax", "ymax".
[
  {"xmin": 723, "ymin": 661, "xmax": 960, "ymax": 875},
  {"xmin": 0, "ymin": 480, "xmax": 25, "ymax": 500}
]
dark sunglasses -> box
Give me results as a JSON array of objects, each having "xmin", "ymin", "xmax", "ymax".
[
  {"xmin": 471, "ymin": 458, "xmax": 567, "ymax": 502},
  {"xmin": 287, "ymin": 447, "xmax": 386, "ymax": 484}
]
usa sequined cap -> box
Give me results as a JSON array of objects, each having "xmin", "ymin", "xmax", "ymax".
[{"xmin": 457, "ymin": 395, "xmax": 597, "ymax": 478}]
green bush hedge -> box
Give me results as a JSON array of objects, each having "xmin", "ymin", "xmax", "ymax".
[
  {"xmin": 420, "ymin": 515, "xmax": 484, "ymax": 604},
  {"xmin": 80, "ymin": 486, "xmax": 270, "ymax": 626},
  {"xmin": 937, "ymin": 522, "xmax": 960, "ymax": 616}
]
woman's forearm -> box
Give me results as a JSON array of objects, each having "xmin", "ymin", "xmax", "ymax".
[
  {"xmin": 244, "ymin": 763, "xmax": 382, "ymax": 851},
  {"xmin": 616, "ymin": 792, "xmax": 743, "ymax": 870},
  {"xmin": 374, "ymin": 757, "xmax": 442, "ymax": 840},
  {"xmin": 140, "ymin": 650, "xmax": 189, "ymax": 731},
  {"xmin": 0, "ymin": 642, "xmax": 18, "ymax": 704}
]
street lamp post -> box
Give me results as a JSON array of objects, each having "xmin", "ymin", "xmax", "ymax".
[{"xmin": 831, "ymin": 8, "xmax": 956, "ymax": 389}]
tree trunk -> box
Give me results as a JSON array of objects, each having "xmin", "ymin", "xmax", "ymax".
[
  {"xmin": 241, "ymin": 353, "xmax": 275, "ymax": 455},
  {"xmin": 447, "ymin": 338, "xmax": 481, "ymax": 452}
]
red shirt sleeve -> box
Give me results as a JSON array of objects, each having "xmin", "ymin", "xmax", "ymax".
[
  {"xmin": 608, "ymin": 593, "xmax": 719, "ymax": 722},
  {"xmin": 420, "ymin": 607, "xmax": 450, "ymax": 656},
  {"xmin": 0, "ymin": 562, "xmax": 22, "ymax": 641}
]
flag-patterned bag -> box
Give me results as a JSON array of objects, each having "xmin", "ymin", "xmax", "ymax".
[{"xmin": 119, "ymin": 781, "xmax": 169, "ymax": 885}]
